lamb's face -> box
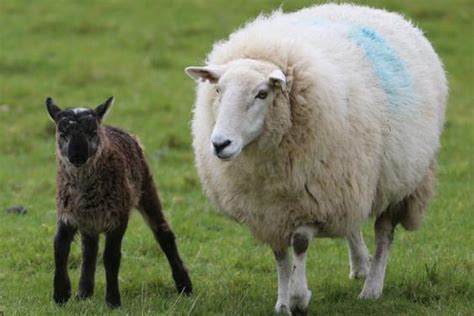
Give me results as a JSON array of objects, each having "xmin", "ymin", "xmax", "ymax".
[
  {"xmin": 45, "ymin": 97, "xmax": 114, "ymax": 168},
  {"xmin": 55, "ymin": 109, "xmax": 101, "ymax": 167},
  {"xmin": 186, "ymin": 60, "xmax": 287, "ymax": 160}
]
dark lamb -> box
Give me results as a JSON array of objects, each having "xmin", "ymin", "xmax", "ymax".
[{"xmin": 46, "ymin": 97, "xmax": 192, "ymax": 308}]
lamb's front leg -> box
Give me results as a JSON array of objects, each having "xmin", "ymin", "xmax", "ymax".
[
  {"xmin": 346, "ymin": 229, "xmax": 371, "ymax": 279},
  {"xmin": 53, "ymin": 221, "xmax": 77, "ymax": 305},
  {"xmin": 289, "ymin": 226, "xmax": 314, "ymax": 315},
  {"xmin": 273, "ymin": 249, "xmax": 291, "ymax": 315},
  {"xmin": 104, "ymin": 224, "xmax": 127, "ymax": 308},
  {"xmin": 78, "ymin": 232, "xmax": 99, "ymax": 299}
]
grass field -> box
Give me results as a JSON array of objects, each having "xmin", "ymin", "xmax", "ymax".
[{"xmin": 0, "ymin": 0, "xmax": 473, "ymax": 315}]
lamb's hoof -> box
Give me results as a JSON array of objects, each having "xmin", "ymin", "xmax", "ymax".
[
  {"xmin": 175, "ymin": 278, "xmax": 193, "ymax": 296},
  {"xmin": 290, "ymin": 290, "xmax": 311, "ymax": 316},
  {"xmin": 105, "ymin": 295, "xmax": 122, "ymax": 308},
  {"xmin": 76, "ymin": 290, "xmax": 93, "ymax": 300},
  {"xmin": 275, "ymin": 301, "xmax": 291, "ymax": 315},
  {"xmin": 174, "ymin": 271, "xmax": 193, "ymax": 295},
  {"xmin": 176, "ymin": 283, "xmax": 193, "ymax": 296},
  {"xmin": 53, "ymin": 281, "xmax": 71, "ymax": 305},
  {"xmin": 358, "ymin": 286, "xmax": 382, "ymax": 299},
  {"xmin": 53, "ymin": 292, "xmax": 71, "ymax": 306}
]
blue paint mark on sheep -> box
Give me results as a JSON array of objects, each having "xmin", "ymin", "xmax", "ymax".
[
  {"xmin": 349, "ymin": 27, "xmax": 412, "ymax": 109},
  {"xmin": 293, "ymin": 18, "xmax": 413, "ymax": 109}
]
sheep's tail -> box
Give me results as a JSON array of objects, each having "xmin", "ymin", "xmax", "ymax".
[{"xmin": 399, "ymin": 160, "xmax": 437, "ymax": 231}]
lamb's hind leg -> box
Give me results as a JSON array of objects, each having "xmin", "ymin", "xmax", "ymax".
[
  {"xmin": 359, "ymin": 209, "xmax": 396, "ymax": 299},
  {"xmin": 77, "ymin": 232, "xmax": 99, "ymax": 299},
  {"xmin": 273, "ymin": 249, "xmax": 291, "ymax": 315},
  {"xmin": 138, "ymin": 176, "xmax": 192, "ymax": 294},
  {"xmin": 346, "ymin": 229, "xmax": 370, "ymax": 279},
  {"xmin": 289, "ymin": 226, "xmax": 315, "ymax": 315}
]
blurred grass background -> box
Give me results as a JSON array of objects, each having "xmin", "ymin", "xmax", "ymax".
[{"xmin": 0, "ymin": 0, "xmax": 472, "ymax": 314}]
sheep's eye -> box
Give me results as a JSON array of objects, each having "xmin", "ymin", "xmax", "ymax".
[
  {"xmin": 216, "ymin": 87, "xmax": 220, "ymax": 94},
  {"xmin": 256, "ymin": 90, "xmax": 268, "ymax": 99}
]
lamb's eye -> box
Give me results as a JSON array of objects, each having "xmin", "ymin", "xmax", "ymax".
[
  {"xmin": 216, "ymin": 87, "xmax": 220, "ymax": 94},
  {"xmin": 58, "ymin": 125, "xmax": 68, "ymax": 136},
  {"xmin": 256, "ymin": 90, "xmax": 268, "ymax": 99}
]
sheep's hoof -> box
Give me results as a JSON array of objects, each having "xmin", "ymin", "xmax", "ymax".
[
  {"xmin": 275, "ymin": 301, "xmax": 291, "ymax": 315},
  {"xmin": 290, "ymin": 290, "xmax": 311, "ymax": 316},
  {"xmin": 349, "ymin": 264, "xmax": 370, "ymax": 279},
  {"xmin": 291, "ymin": 306, "xmax": 308, "ymax": 316},
  {"xmin": 358, "ymin": 286, "xmax": 382, "ymax": 299},
  {"xmin": 350, "ymin": 256, "xmax": 372, "ymax": 280}
]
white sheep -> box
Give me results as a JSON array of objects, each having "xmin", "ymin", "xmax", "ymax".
[{"xmin": 185, "ymin": 4, "xmax": 447, "ymax": 314}]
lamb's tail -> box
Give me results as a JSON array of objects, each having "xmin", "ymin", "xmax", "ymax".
[{"xmin": 399, "ymin": 160, "xmax": 437, "ymax": 231}]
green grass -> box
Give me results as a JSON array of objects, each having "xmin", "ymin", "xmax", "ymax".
[{"xmin": 0, "ymin": 0, "xmax": 473, "ymax": 315}]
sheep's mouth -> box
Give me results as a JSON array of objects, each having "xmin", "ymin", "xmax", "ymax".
[
  {"xmin": 215, "ymin": 148, "xmax": 241, "ymax": 161},
  {"xmin": 216, "ymin": 152, "xmax": 236, "ymax": 160}
]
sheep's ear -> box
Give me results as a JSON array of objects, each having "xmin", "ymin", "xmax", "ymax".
[
  {"xmin": 95, "ymin": 96, "xmax": 114, "ymax": 121},
  {"xmin": 45, "ymin": 97, "xmax": 62, "ymax": 122},
  {"xmin": 185, "ymin": 65, "xmax": 226, "ymax": 83},
  {"xmin": 268, "ymin": 69, "xmax": 287, "ymax": 92}
]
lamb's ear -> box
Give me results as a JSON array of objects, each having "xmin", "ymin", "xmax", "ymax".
[
  {"xmin": 45, "ymin": 97, "xmax": 62, "ymax": 122},
  {"xmin": 185, "ymin": 65, "xmax": 226, "ymax": 83},
  {"xmin": 95, "ymin": 96, "xmax": 114, "ymax": 121},
  {"xmin": 267, "ymin": 69, "xmax": 287, "ymax": 93}
]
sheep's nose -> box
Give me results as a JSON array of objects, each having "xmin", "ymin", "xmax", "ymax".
[{"xmin": 212, "ymin": 139, "xmax": 231, "ymax": 154}]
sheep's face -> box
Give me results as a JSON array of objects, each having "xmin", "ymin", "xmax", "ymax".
[
  {"xmin": 46, "ymin": 97, "xmax": 114, "ymax": 168},
  {"xmin": 186, "ymin": 60, "xmax": 287, "ymax": 160}
]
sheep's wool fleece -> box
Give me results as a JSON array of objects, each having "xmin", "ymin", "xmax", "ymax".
[{"xmin": 191, "ymin": 4, "xmax": 447, "ymax": 250}]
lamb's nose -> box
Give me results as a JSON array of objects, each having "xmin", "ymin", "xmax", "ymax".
[{"xmin": 212, "ymin": 139, "xmax": 231, "ymax": 154}]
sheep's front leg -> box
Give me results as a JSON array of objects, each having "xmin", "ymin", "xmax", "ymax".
[
  {"xmin": 289, "ymin": 226, "xmax": 314, "ymax": 315},
  {"xmin": 273, "ymin": 249, "xmax": 291, "ymax": 315},
  {"xmin": 104, "ymin": 225, "xmax": 127, "ymax": 308},
  {"xmin": 359, "ymin": 211, "xmax": 395, "ymax": 299},
  {"xmin": 78, "ymin": 232, "xmax": 99, "ymax": 299},
  {"xmin": 53, "ymin": 221, "xmax": 77, "ymax": 305},
  {"xmin": 346, "ymin": 229, "xmax": 371, "ymax": 279}
]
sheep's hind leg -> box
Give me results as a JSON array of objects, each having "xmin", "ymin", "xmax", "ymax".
[
  {"xmin": 289, "ymin": 226, "xmax": 315, "ymax": 315},
  {"xmin": 359, "ymin": 209, "xmax": 396, "ymax": 299},
  {"xmin": 273, "ymin": 249, "xmax": 291, "ymax": 315},
  {"xmin": 104, "ymin": 224, "xmax": 127, "ymax": 308},
  {"xmin": 77, "ymin": 232, "xmax": 99, "ymax": 299},
  {"xmin": 346, "ymin": 229, "xmax": 371, "ymax": 279},
  {"xmin": 53, "ymin": 221, "xmax": 77, "ymax": 305}
]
